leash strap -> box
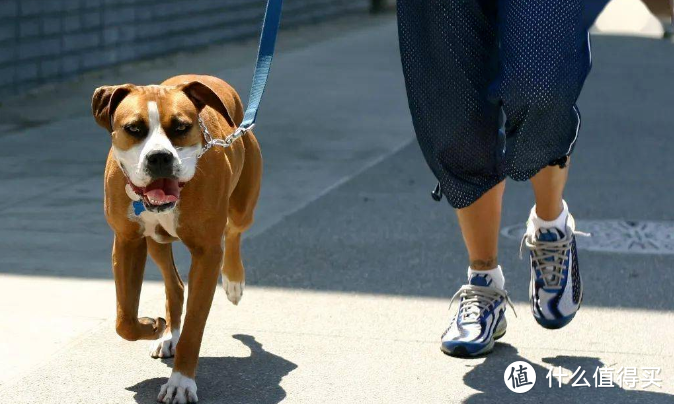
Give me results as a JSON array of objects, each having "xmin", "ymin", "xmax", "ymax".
[
  {"xmin": 197, "ymin": 0, "xmax": 283, "ymax": 159},
  {"xmin": 241, "ymin": 0, "xmax": 284, "ymax": 130}
]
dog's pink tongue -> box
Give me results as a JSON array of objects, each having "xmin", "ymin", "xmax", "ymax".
[
  {"xmin": 145, "ymin": 189, "xmax": 178, "ymax": 204},
  {"xmin": 143, "ymin": 179, "xmax": 180, "ymax": 205}
]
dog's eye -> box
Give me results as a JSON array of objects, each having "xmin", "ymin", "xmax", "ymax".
[
  {"xmin": 124, "ymin": 124, "xmax": 143, "ymax": 137},
  {"xmin": 174, "ymin": 123, "xmax": 191, "ymax": 135}
]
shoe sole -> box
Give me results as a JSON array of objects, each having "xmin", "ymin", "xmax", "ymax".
[
  {"xmin": 535, "ymin": 312, "xmax": 576, "ymax": 330},
  {"xmin": 440, "ymin": 323, "xmax": 507, "ymax": 358}
]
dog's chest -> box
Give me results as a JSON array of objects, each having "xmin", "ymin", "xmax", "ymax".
[
  {"xmin": 137, "ymin": 209, "xmax": 179, "ymax": 242},
  {"xmin": 126, "ymin": 185, "xmax": 179, "ymax": 242}
]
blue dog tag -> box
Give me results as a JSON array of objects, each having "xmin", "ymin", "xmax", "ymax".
[{"xmin": 133, "ymin": 200, "xmax": 145, "ymax": 216}]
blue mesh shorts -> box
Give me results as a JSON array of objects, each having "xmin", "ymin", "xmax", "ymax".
[{"xmin": 397, "ymin": 0, "xmax": 597, "ymax": 208}]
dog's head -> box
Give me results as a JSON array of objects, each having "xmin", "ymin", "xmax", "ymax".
[{"xmin": 92, "ymin": 82, "xmax": 234, "ymax": 213}]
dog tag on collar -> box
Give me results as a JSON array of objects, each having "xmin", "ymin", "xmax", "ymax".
[{"xmin": 133, "ymin": 200, "xmax": 146, "ymax": 216}]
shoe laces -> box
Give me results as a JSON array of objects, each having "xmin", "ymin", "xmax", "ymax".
[
  {"xmin": 448, "ymin": 284, "xmax": 516, "ymax": 323},
  {"xmin": 519, "ymin": 222, "xmax": 590, "ymax": 289}
]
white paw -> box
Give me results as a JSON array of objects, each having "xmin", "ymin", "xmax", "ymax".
[
  {"xmin": 149, "ymin": 328, "xmax": 180, "ymax": 358},
  {"xmin": 223, "ymin": 277, "xmax": 244, "ymax": 305},
  {"xmin": 157, "ymin": 371, "xmax": 198, "ymax": 404}
]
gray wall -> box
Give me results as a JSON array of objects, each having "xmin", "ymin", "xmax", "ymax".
[{"xmin": 0, "ymin": 0, "xmax": 367, "ymax": 96}]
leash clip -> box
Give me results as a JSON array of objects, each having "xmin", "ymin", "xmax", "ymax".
[
  {"xmin": 227, "ymin": 124, "xmax": 256, "ymax": 145},
  {"xmin": 196, "ymin": 115, "xmax": 255, "ymax": 159}
]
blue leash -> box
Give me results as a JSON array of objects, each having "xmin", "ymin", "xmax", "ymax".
[
  {"xmin": 196, "ymin": 0, "xmax": 283, "ymax": 157},
  {"xmin": 240, "ymin": 0, "xmax": 284, "ymax": 130}
]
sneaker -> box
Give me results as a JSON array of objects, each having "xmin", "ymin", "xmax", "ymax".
[
  {"xmin": 522, "ymin": 206, "xmax": 584, "ymax": 329},
  {"xmin": 441, "ymin": 272, "xmax": 515, "ymax": 357}
]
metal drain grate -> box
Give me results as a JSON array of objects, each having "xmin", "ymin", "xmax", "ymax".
[{"xmin": 501, "ymin": 220, "xmax": 674, "ymax": 255}]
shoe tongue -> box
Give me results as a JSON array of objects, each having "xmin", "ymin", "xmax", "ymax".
[
  {"xmin": 535, "ymin": 228, "xmax": 567, "ymax": 287},
  {"xmin": 536, "ymin": 227, "xmax": 565, "ymax": 242},
  {"xmin": 468, "ymin": 273, "xmax": 493, "ymax": 287}
]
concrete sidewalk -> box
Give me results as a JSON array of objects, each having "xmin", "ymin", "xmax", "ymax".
[{"xmin": 1, "ymin": 12, "xmax": 673, "ymax": 404}]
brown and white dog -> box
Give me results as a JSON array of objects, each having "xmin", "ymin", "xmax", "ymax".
[{"xmin": 92, "ymin": 74, "xmax": 262, "ymax": 403}]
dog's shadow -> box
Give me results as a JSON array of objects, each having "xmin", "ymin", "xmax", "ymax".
[
  {"xmin": 463, "ymin": 343, "xmax": 673, "ymax": 403},
  {"xmin": 126, "ymin": 334, "xmax": 297, "ymax": 404}
]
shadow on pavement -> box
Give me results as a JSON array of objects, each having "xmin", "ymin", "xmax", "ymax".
[
  {"xmin": 126, "ymin": 334, "xmax": 297, "ymax": 404},
  {"xmin": 462, "ymin": 343, "xmax": 672, "ymax": 403}
]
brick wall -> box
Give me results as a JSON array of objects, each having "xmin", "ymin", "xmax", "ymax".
[{"xmin": 0, "ymin": 0, "xmax": 367, "ymax": 96}]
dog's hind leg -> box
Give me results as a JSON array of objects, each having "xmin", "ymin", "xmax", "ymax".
[
  {"xmin": 222, "ymin": 226, "xmax": 245, "ymax": 305},
  {"xmin": 147, "ymin": 239, "xmax": 184, "ymax": 358},
  {"xmin": 222, "ymin": 133, "xmax": 262, "ymax": 305},
  {"xmin": 112, "ymin": 235, "xmax": 166, "ymax": 341}
]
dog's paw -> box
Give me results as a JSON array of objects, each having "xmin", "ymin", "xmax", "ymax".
[
  {"xmin": 149, "ymin": 328, "xmax": 180, "ymax": 358},
  {"xmin": 223, "ymin": 277, "xmax": 244, "ymax": 305},
  {"xmin": 157, "ymin": 372, "xmax": 198, "ymax": 404}
]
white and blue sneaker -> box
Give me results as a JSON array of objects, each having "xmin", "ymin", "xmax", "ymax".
[
  {"xmin": 522, "ymin": 202, "xmax": 585, "ymax": 329},
  {"xmin": 441, "ymin": 270, "xmax": 515, "ymax": 357}
]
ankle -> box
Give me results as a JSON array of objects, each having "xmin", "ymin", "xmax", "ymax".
[
  {"xmin": 531, "ymin": 200, "xmax": 569, "ymax": 232},
  {"xmin": 535, "ymin": 201, "xmax": 564, "ymax": 221},
  {"xmin": 468, "ymin": 257, "xmax": 498, "ymax": 271}
]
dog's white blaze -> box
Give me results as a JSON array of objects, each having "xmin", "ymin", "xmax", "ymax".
[
  {"xmin": 142, "ymin": 101, "xmax": 178, "ymax": 161},
  {"xmin": 146, "ymin": 100, "xmax": 200, "ymax": 183}
]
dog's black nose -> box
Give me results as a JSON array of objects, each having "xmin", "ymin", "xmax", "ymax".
[{"xmin": 146, "ymin": 151, "xmax": 175, "ymax": 177}]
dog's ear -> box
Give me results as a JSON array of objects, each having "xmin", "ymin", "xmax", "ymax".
[
  {"xmin": 178, "ymin": 81, "xmax": 236, "ymax": 127},
  {"xmin": 91, "ymin": 84, "xmax": 135, "ymax": 132}
]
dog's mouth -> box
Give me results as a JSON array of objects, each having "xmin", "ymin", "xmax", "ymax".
[{"xmin": 136, "ymin": 178, "xmax": 185, "ymax": 211}]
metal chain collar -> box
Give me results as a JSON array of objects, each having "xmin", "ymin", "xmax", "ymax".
[{"xmin": 196, "ymin": 115, "xmax": 255, "ymax": 159}]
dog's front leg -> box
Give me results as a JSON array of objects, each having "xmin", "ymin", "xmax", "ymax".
[
  {"xmin": 112, "ymin": 235, "xmax": 166, "ymax": 341},
  {"xmin": 147, "ymin": 239, "xmax": 184, "ymax": 358},
  {"xmin": 157, "ymin": 243, "xmax": 222, "ymax": 404}
]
